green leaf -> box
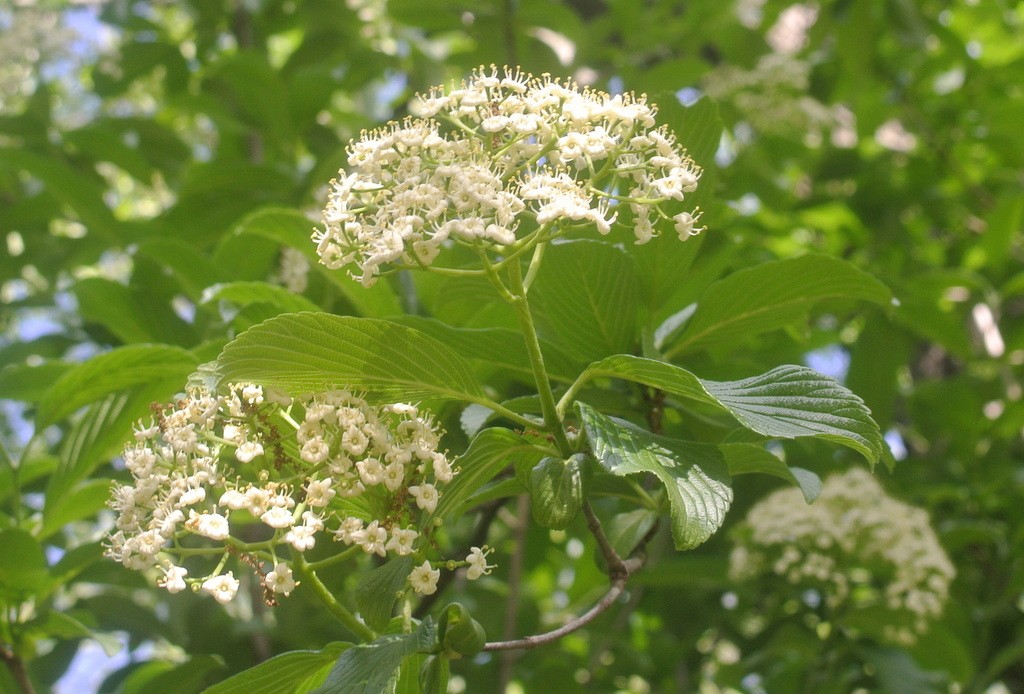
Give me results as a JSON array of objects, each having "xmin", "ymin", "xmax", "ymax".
[
  {"xmin": 123, "ymin": 655, "xmax": 223, "ymax": 694},
  {"xmin": 355, "ymin": 558, "xmax": 414, "ymax": 633},
  {"xmin": 432, "ymin": 428, "xmax": 549, "ymax": 521},
  {"xmin": 202, "ymin": 643, "xmax": 351, "ymax": 694},
  {"xmin": 663, "ymin": 254, "xmax": 891, "ymax": 357},
  {"xmin": 703, "ymin": 365, "xmax": 883, "ymax": 465},
  {"xmin": 416, "ymin": 655, "xmax": 449, "ymax": 694},
  {"xmin": 0, "ymin": 362, "xmax": 72, "ymax": 403},
  {"xmin": 74, "ymin": 277, "xmax": 196, "ymax": 346},
  {"xmin": 201, "ymin": 281, "xmax": 323, "ymax": 315},
  {"xmin": 718, "ymin": 443, "xmax": 822, "ymax": 503},
  {"xmin": 390, "ymin": 315, "xmax": 581, "ymax": 383},
  {"xmin": 606, "ymin": 508, "xmax": 660, "ymax": 559},
  {"xmin": 577, "ymin": 403, "xmax": 732, "ymax": 550},
  {"xmin": 564, "ymin": 355, "xmax": 883, "ymax": 466},
  {"xmin": 40, "ymin": 478, "xmax": 111, "ymax": 539},
  {"xmin": 222, "ymin": 207, "xmax": 401, "ymax": 317},
  {"xmin": 529, "ymin": 454, "xmax": 588, "ymax": 530},
  {"xmin": 135, "ymin": 238, "xmax": 225, "ymax": 300},
  {"xmin": 313, "ymin": 619, "xmax": 436, "ymax": 694},
  {"xmin": 0, "ymin": 528, "xmax": 49, "ymax": 595},
  {"xmin": 30, "ymin": 611, "xmax": 122, "ymax": 656},
  {"xmin": 46, "ymin": 386, "xmax": 171, "ymax": 508},
  {"xmin": 216, "ymin": 314, "xmax": 483, "ymax": 403},
  {"xmin": 36, "ymin": 344, "xmax": 198, "ymax": 427},
  {"xmin": 531, "ymin": 239, "xmax": 641, "ymax": 363}
]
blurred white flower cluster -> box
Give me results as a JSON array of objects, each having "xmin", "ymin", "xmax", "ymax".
[
  {"xmin": 105, "ymin": 383, "xmax": 465, "ymax": 604},
  {"xmin": 314, "ymin": 65, "xmax": 703, "ymax": 286},
  {"xmin": 729, "ymin": 469, "xmax": 955, "ymax": 644},
  {"xmin": 273, "ymin": 247, "xmax": 311, "ymax": 294},
  {"xmin": 703, "ymin": 54, "xmax": 848, "ymax": 147}
]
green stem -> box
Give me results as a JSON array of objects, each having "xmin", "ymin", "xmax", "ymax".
[
  {"xmin": 522, "ymin": 241, "xmax": 546, "ymax": 291},
  {"xmin": 305, "ymin": 544, "xmax": 361, "ymax": 571},
  {"xmin": 466, "ymin": 395, "xmax": 542, "ymax": 430},
  {"xmin": 293, "ymin": 553, "xmax": 376, "ymax": 642},
  {"xmin": 504, "ymin": 259, "xmax": 572, "ymax": 455}
]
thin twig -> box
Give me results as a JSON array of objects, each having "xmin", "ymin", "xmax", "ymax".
[
  {"xmin": 1, "ymin": 645, "xmax": 36, "ymax": 694},
  {"xmin": 483, "ymin": 502, "xmax": 646, "ymax": 652},
  {"xmin": 484, "ymin": 556, "xmax": 644, "ymax": 652}
]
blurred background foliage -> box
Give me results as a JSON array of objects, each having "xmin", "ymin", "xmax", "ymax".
[{"xmin": 0, "ymin": 0, "xmax": 1022, "ymax": 692}]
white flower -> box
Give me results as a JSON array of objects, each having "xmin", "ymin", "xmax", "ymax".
[
  {"xmin": 356, "ymin": 457, "xmax": 385, "ymax": 486},
  {"xmin": 301, "ymin": 437, "xmax": 330, "ymax": 464},
  {"xmin": 672, "ymin": 209, "xmax": 704, "ymax": 241},
  {"xmin": 304, "ymin": 478, "xmax": 337, "ymax": 507},
  {"xmin": 408, "ymin": 483, "xmax": 438, "ymax": 513},
  {"xmin": 465, "ymin": 546, "xmax": 495, "ymax": 580},
  {"xmin": 335, "ymin": 516, "xmax": 364, "ymax": 544},
  {"xmin": 385, "ymin": 527, "xmax": 418, "ymax": 556},
  {"xmin": 381, "ymin": 461, "xmax": 405, "ymax": 492},
  {"xmin": 265, "ymin": 563, "xmax": 298, "ymax": 595},
  {"xmin": 235, "ymin": 440, "xmax": 264, "ymax": 463},
  {"xmin": 241, "ymin": 384, "xmax": 264, "ymax": 405},
  {"xmin": 358, "ymin": 520, "xmax": 388, "ymax": 557},
  {"xmin": 219, "ymin": 489, "xmax": 248, "ymax": 510},
  {"xmin": 261, "ymin": 506, "xmax": 295, "ymax": 529},
  {"xmin": 285, "ymin": 524, "xmax": 317, "ymax": 552},
  {"xmin": 133, "ymin": 420, "xmax": 159, "ymax": 441},
  {"xmin": 188, "ymin": 511, "xmax": 230, "ymax": 541},
  {"xmin": 409, "ymin": 560, "xmax": 440, "ymax": 595},
  {"xmin": 431, "ymin": 453, "xmax": 454, "ymax": 484},
  {"xmin": 157, "ymin": 564, "xmax": 188, "ymax": 594},
  {"xmin": 202, "ymin": 572, "xmax": 240, "ymax": 604},
  {"xmin": 179, "ymin": 486, "xmax": 206, "ymax": 506}
]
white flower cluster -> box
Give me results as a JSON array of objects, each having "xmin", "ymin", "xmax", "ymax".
[
  {"xmin": 273, "ymin": 247, "xmax": 310, "ymax": 294},
  {"xmin": 106, "ymin": 383, "xmax": 467, "ymax": 604},
  {"xmin": 314, "ymin": 65, "xmax": 703, "ymax": 286},
  {"xmin": 702, "ymin": 54, "xmax": 837, "ymax": 144},
  {"xmin": 729, "ymin": 469, "xmax": 955, "ymax": 644}
]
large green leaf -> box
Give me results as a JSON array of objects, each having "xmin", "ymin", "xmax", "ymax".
[
  {"xmin": 663, "ymin": 254, "xmax": 891, "ymax": 357},
  {"xmin": 202, "ymin": 643, "xmax": 351, "ymax": 694},
  {"xmin": 577, "ymin": 402, "xmax": 732, "ymax": 550},
  {"xmin": 391, "ymin": 315, "xmax": 581, "ymax": 383},
  {"xmin": 563, "ymin": 355, "xmax": 883, "ymax": 466},
  {"xmin": 530, "ymin": 239, "xmax": 641, "ymax": 363},
  {"xmin": 221, "ymin": 207, "xmax": 402, "ymax": 317},
  {"xmin": 313, "ymin": 619, "xmax": 436, "ymax": 694},
  {"xmin": 216, "ymin": 313, "xmax": 484, "ymax": 403},
  {"xmin": 36, "ymin": 344, "xmax": 198, "ymax": 427}
]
